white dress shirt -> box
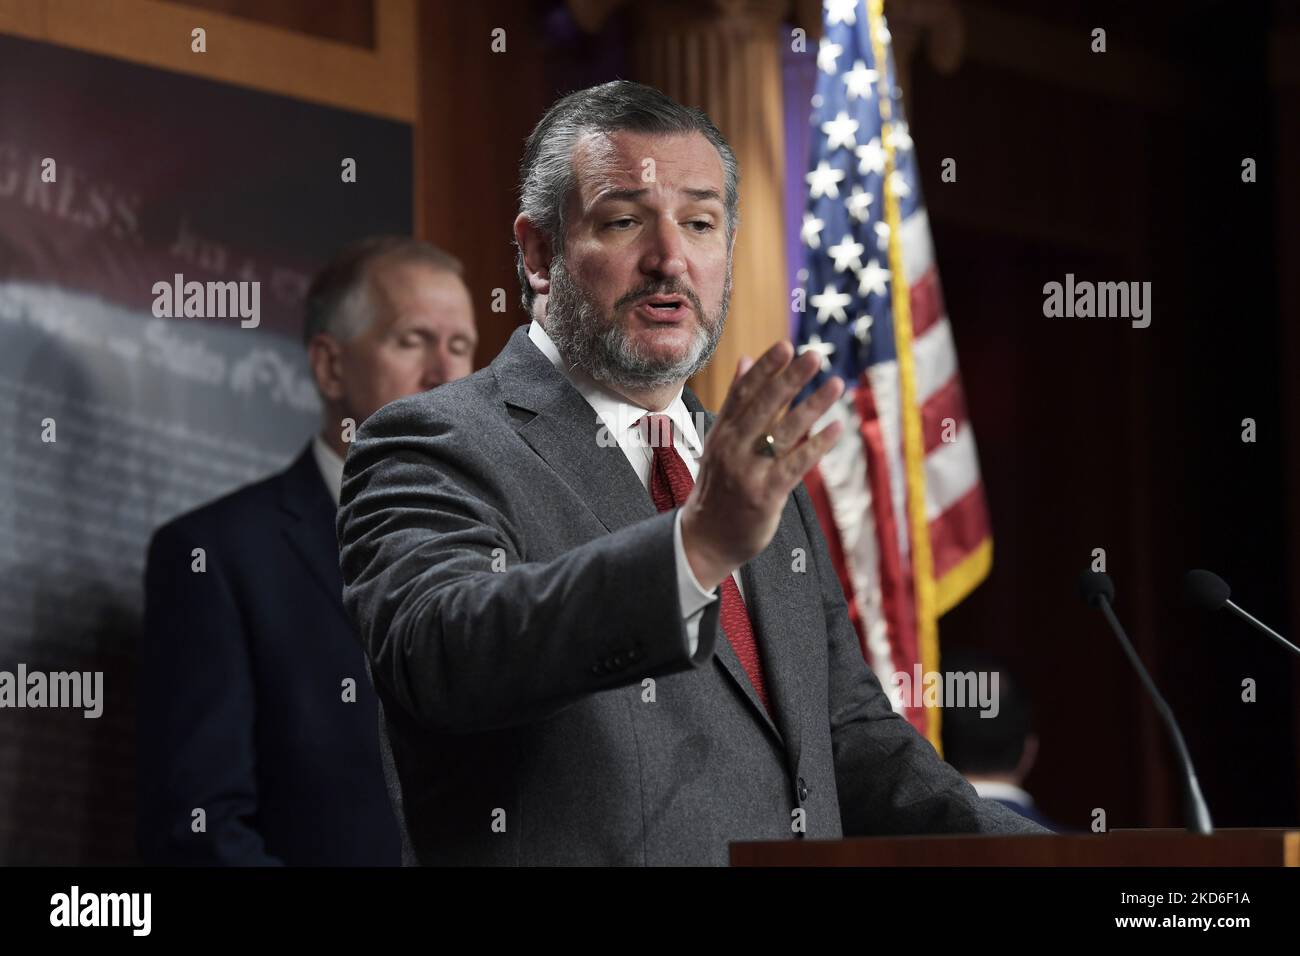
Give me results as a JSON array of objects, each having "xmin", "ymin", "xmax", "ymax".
[
  {"xmin": 971, "ymin": 780, "xmax": 1036, "ymax": 809},
  {"xmin": 312, "ymin": 433, "xmax": 345, "ymax": 508},
  {"xmin": 528, "ymin": 320, "xmax": 735, "ymax": 656}
]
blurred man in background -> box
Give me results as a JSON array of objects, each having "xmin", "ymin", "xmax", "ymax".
[
  {"xmin": 137, "ymin": 236, "xmax": 476, "ymax": 865},
  {"xmin": 941, "ymin": 650, "xmax": 1062, "ymax": 832}
]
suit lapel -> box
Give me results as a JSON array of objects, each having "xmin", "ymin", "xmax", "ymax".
[
  {"xmin": 278, "ymin": 443, "xmax": 349, "ymax": 621},
  {"xmin": 736, "ymin": 503, "xmax": 808, "ymax": 770},
  {"xmin": 685, "ymin": 392, "xmax": 806, "ymax": 766},
  {"xmin": 493, "ymin": 327, "xmax": 806, "ymax": 763},
  {"xmin": 494, "ymin": 328, "xmax": 657, "ymax": 535}
]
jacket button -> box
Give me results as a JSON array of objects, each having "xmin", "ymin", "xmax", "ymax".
[
  {"xmin": 613, "ymin": 654, "xmax": 625, "ymax": 668},
  {"xmin": 797, "ymin": 777, "xmax": 809, "ymax": 802}
]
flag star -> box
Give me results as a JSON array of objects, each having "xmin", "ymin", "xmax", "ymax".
[
  {"xmin": 821, "ymin": 111, "xmax": 859, "ymax": 151},
  {"xmin": 845, "ymin": 185, "xmax": 874, "ymax": 223},
  {"xmin": 827, "ymin": 235, "xmax": 865, "ymax": 274},
  {"xmin": 824, "ymin": 0, "xmax": 858, "ymax": 26},
  {"xmin": 817, "ymin": 37, "xmax": 843, "ymax": 74},
  {"xmin": 799, "ymin": 334, "xmax": 837, "ymax": 371},
  {"xmin": 858, "ymin": 259, "xmax": 889, "ymax": 298},
  {"xmin": 853, "ymin": 314, "xmax": 874, "ymax": 344},
  {"xmin": 801, "ymin": 211, "xmax": 825, "ymax": 249},
  {"xmin": 842, "ymin": 60, "xmax": 878, "ymax": 100},
  {"xmin": 887, "ymin": 169, "xmax": 911, "ymax": 198},
  {"xmin": 810, "ymin": 283, "xmax": 852, "ymax": 324},
  {"xmin": 806, "ymin": 160, "xmax": 846, "ymax": 199},
  {"xmin": 856, "ymin": 137, "xmax": 885, "ymax": 175},
  {"xmin": 873, "ymin": 220, "xmax": 891, "ymax": 250},
  {"xmin": 888, "ymin": 121, "xmax": 913, "ymax": 152}
]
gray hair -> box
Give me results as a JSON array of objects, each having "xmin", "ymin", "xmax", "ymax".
[
  {"xmin": 302, "ymin": 235, "xmax": 464, "ymax": 346},
  {"xmin": 514, "ymin": 80, "xmax": 740, "ymax": 314}
]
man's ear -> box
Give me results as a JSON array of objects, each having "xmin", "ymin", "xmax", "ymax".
[
  {"xmin": 514, "ymin": 213, "xmax": 553, "ymax": 297},
  {"xmin": 1016, "ymin": 734, "xmax": 1040, "ymax": 781},
  {"xmin": 307, "ymin": 333, "xmax": 346, "ymax": 402}
]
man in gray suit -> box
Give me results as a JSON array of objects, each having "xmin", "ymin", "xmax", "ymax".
[{"xmin": 338, "ymin": 80, "xmax": 1045, "ymax": 865}]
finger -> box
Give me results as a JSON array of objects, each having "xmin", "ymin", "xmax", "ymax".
[
  {"xmin": 771, "ymin": 374, "xmax": 844, "ymax": 450},
  {"xmin": 730, "ymin": 348, "xmax": 822, "ymax": 444},
  {"xmin": 775, "ymin": 419, "xmax": 844, "ymax": 489},
  {"xmin": 716, "ymin": 340, "xmax": 793, "ymax": 423}
]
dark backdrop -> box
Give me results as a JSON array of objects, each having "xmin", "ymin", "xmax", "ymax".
[{"xmin": 912, "ymin": 0, "xmax": 1298, "ymax": 829}]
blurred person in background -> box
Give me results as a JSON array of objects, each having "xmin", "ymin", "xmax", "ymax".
[
  {"xmin": 137, "ymin": 236, "xmax": 476, "ymax": 865},
  {"xmin": 941, "ymin": 650, "xmax": 1063, "ymax": 832}
]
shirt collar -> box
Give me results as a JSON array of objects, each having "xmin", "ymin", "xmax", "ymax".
[
  {"xmin": 527, "ymin": 320, "xmax": 703, "ymax": 457},
  {"xmin": 970, "ymin": 780, "xmax": 1035, "ymax": 807},
  {"xmin": 312, "ymin": 433, "xmax": 345, "ymax": 507}
]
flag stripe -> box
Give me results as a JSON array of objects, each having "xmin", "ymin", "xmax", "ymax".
[
  {"xmin": 924, "ymin": 423, "xmax": 982, "ymax": 520},
  {"xmin": 920, "ymin": 373, "xmax": 968, "ymax": 454},
  {"xmin": 865, "ymin": 360, "xmax": 910, "ymax": 562},
  {"xmin": 929, "ymin": 482, "xmax": 993, "ymax": 580},
  {"xmin": 914, "ymin": 317, "xmax": 957, "ymax": 405},
  {"xmin": 910, "ymin": 266, "xmax": 944, "ymax": 338},
  {"xmin": 900, "ymin": 209, "xmax": 933, "ymax": 285}
]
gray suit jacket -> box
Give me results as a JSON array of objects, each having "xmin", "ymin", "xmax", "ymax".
[{"xmin": 337, "ymin": 326, "xmax": 1044, "ymax": 865}]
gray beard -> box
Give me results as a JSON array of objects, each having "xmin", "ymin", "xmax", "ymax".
[{"xmin": 544, "ymin": 254, "xmax": 730, "ymax": 393}]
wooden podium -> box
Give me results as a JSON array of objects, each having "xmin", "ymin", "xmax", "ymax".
[{"xmin": 731, "ymin": 829, "xmax": 1300, "ymax": 866}]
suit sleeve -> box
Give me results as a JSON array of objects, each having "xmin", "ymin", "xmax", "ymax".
[
  {"xmin": 137, "ymin": 522, "xmax": 285, "ymax": 865},
  {"xmin": 793, "ymin": 486, "xmax": 1048, "ymax": 836},
  {"xmin": 337, "ymin": 399, "xmax": 722, "ymax": 736}
]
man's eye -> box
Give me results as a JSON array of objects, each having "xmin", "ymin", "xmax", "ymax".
[
  {"xmin": 606, "ymin": 218, "xmax": 636, "ymax": 230},
  {"xmin": 686, "ymin": 220, "xmax": 715, "ymax": 232}
]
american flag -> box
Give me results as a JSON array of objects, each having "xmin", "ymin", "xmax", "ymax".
[{"xmin": 795, "ymin": 0, "xmax": 992, "ymax": 747}]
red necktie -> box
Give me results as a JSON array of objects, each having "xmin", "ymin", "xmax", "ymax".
[{"xmin": 641, "ymin": 414, "xmax": 771, "ymax": 715}]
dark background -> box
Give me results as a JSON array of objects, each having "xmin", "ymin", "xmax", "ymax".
[{"xmin": 915, "ymin": 0, "xmax": 1298, "ymax": 830}]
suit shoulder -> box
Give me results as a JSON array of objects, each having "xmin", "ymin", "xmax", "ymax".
[
  {"xmin": 358, "ymin": 366, "xmax": 507, "ymax": 439},
  {"xmin": 150, "ymin": 467, "xmax": 284, "ymax": 552}
]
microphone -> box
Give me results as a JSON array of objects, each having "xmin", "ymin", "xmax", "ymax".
[
  {"xmin": 1184, "ymin": 568, "xmax": 1300, "ymax": 657},
  {"xmin": 1078, "ymin": 570, "xmax": 1214, "ymax": 835}
]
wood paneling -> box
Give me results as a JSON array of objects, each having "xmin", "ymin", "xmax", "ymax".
[
  {"xmin": 163, "ymin": 0, "xmax": 375, "ymax": 47},
  {"xmin": 0, "ymin": 0, "xmax": 415, "ymax": 121}
]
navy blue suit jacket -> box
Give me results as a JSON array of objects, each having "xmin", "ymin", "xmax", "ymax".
[{"xmin": 137, "ymin": 443, "xmax": 400, "ymax": 865}]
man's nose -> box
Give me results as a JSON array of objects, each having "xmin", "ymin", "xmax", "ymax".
[
  {"xmin": 420, "ymin": 351, "xmax": 450, "ymax": 389},
  {"xmin": 639, "ymin": 216, "xmax": 688, "ymax": 279}
]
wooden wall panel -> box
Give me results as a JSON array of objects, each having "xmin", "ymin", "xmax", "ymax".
[{"xmin": 0, "ymin": 0, "xmax": 415, "ymax": 121}]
